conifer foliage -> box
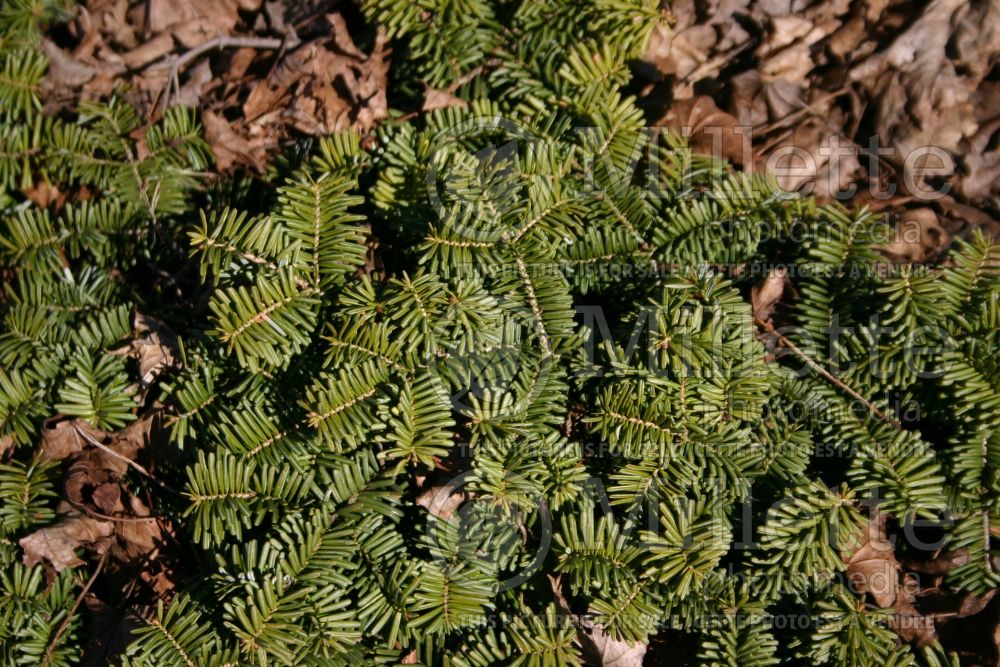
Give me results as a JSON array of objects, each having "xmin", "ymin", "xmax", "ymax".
[{"xmin": 0, "ymin": 1, "xmax": 998, "ymax": 666}]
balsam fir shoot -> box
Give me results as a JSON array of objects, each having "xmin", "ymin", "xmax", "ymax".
[{"xmin": 1, "ymin": 1, "xmax": 998, "ymax": 666}]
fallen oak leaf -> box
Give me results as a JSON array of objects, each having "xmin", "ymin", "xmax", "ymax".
[{"xmin": 20, "ymin": 511, "xmax": 113, "ymax": 571}]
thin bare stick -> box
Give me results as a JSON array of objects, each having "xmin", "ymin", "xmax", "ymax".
[
  {"xmin": 67, "ymin": 496, "xmax": 165, "ymax": 524},
  {"xmin": 40, "ymin": 550, "xmax": 109, "ymax": 667},
  {"xmin": 73, "ymin": 424, "xmax": 182, "ymax": 496},
  {"xmin": 152, "ymin": 35, "xmax": 284, "ymax": 115},
  {"xmin": 674, "ymin": 41, "xmax": 756, "ymax": 99},
  {"xmin": 754, "ymin": 316, "xmax": 903, "ymax": 431},
  {"xmin": 754, "ymin": 87, "xmax": 850, "ymax": 135}
]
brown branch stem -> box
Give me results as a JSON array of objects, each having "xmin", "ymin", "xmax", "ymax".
[
  {"xmin": 152, "ymin": 35, "xmax": 284, "ymax": 115},
  {"xmin": 74, "ymin": 424, "xmax": 183, "ymax": 496},
  {"xmin": 754, "ymin": 316, "xmax": 903, "ymax": 431},
  {"xmin": 40, "ymin": 550, "xmax": 110, "ymax": 667}
]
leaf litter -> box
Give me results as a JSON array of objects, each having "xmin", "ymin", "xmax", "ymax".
[{"xmin": 43, "ymin": 0, "xmax": 390, "ymax": 172}]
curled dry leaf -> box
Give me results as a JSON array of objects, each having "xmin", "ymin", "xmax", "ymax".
[
  {"xmin": 67, "ymin": 453, "xmax": 119, "ymax": 510},
  {"xmin": 640, "ymin": 0, "xmax": 1000, "ymax": 231},
  {"xmin": 28, "ymin": 415, "xmax": 169, "ymax": 583},
  {"xmin": 44, "ymin": 2, "xmax": 392, "ymax": 171},
  {"xmin": 658, "ymin": 96, "xmax": 751, "ymax": 167},
  {"xmin": 243, "ymin": 17, "xmax": 389, "ymax": 138},
  {"xmin": 844, "ymin": 510, "xmax": 1000, "ymax": 650}
]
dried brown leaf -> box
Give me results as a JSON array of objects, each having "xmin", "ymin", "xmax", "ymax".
[
  {"xmin": 880, "ymin": 207, "xmax": 948, "ymax": 263},
  {"xmin": 121, "ymin": 32, "xmax": 174, "ymax": 70},
  {"xmin": 423, "ymin": 87, "xmax": 468, "ymax": 112},
  {"xmin": 416, "ymin": 485, "xmax": 466, "ymax": 520},
  {"xmin": 148, "ymin": 0, "xmax": 240, "ymax": 48},
  {"xmin": 845, "ymin": 513, "xmax": 899, "ymax": 608},
  {"xmin": 174, "ymin": 59, "xmax": 213, "ymax": 107},
  {"xmin": 203, "ymin": 110, "xmax": 264, "ymax": 171},
  {"xmin": 920, "ymin": 589, "xmax": 997, "ymax": 621},
  {"xmin": 42, "ymin": 38, "xmax": 97, "ymax": 88},
  {"xmin": 91, "ymin": 482, "xmax": 122, "ymax": 515},
  {"xmin": 584, "ymin": 623, "xmax": 647, "ymax": 667},
  {"xmin": 127, "ymin": 313, "xmax": 179, "ymax": 393},
  {"xmin": 899, "ymin": 550, "xmax": 971, "ymax": 576},
  {"xmin": 659, "ymin": 95, "xmax": 751, "ymax": 166},
  {"xmin": 547, "ymin": 575, "xmax": 646, "ymax": 666},
  {"xmin": 20, "ymin": 513, "xmax": 113, "ymax": 571},
  {"xmin": 243, "ymin": 47, "xmax": 306, "ymax": 120},
  {"xmin": 40, "ymin": 419, "xmax": 86, "ymax": 461},
  {"xmin": 751, "ymin": 266, "xmax": 788, "ymax": 323},
  {"xmin": 114, "ymin": 496, "xmax": 166, "ymax": 562},
  {"xmin": 22, "ymin": 181, "xmax": 66, "ymax": 210},
  {"xmin": 892, "ymin": 587, "xmax": 938, "ymax": 646},
  {"xmin": 326, "ymin": 13, "xmax": 367, "ymax": 59}
]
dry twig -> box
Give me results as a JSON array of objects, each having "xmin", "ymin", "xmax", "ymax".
[{"xmin": 754, "ymin": 316, "xmax": 903, "ymax": 430}]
